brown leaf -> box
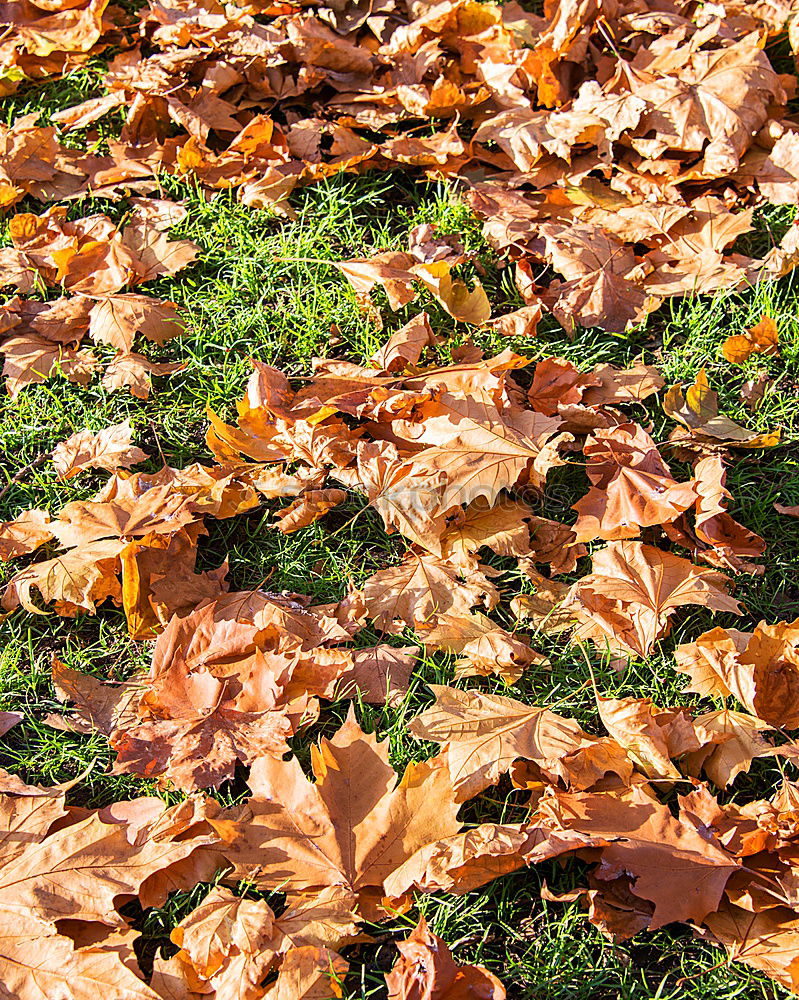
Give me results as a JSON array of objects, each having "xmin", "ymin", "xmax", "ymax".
[
  {"xmin": 0, "ymin": 795, "xmax": 221, "ymax": 927},
  {"xmin": 690, "ymin": 454, "xmax": 765, "ymax": 573},
  {"xmin": 101, "ymin": 351, "xmax": 185, "ymax": 400},
  {"xmin": 0, "ymin": 509, "xmax": 53, "ymax": 560},
  {"xmin": 664, "ymin": 369, "xmax": 780, "ymax": 451},
  {"xmin": 722, "ymin": 316, "xmax": 779, "ymax": 364},
  {"xmin": 161, "ymin": 884, "xmax": 358, "ymax": 999},
  {"xmin": 386, "ymin": 917, "xmax": 506, "ymax": 1000},
  {"xmin": 596, "ymin": 695, "xmax": 710, "ymax": 780},
  {"xmin": 486, "ymin": 304, "xmax": 542, "ymax": 338},
  {"xmin": 368, "ymin": 312, "xmax": 438, "ymax": 373},
  {"xmin": 1, "ymin": 335, "xmax": 99, "ymax": 398},
  {"xmin": 418, "ymin": 613, "xmax": 545, "ymax": 684},
  {"xmin": 682, "ymin": 709, "xmax": 776, "ymax": 787},
  {"xmin": 439, "ymin": 496, "xmax": 534, "ymax": 570},
  {"xmin": 675, "ymin": 618, "xmax": 799, "ymax": 728},
  {"xmin": 227, "ymin": 710, "xmax": 461, "ymax": 908},
  {"xmin": 572, "ymin": 423, "xmax": 696, "ymax": 543},
  {"xmin": 400, "ymin": 390, "xmax": 566, "ymax": 514},
  {"xmin": 111, "ymin": 655, "xmax": 292, "ymax": 791},
  {"xmin": 50, "ymin": 656, "xmax": 138, "ymax": 737},
  {"xmin": 2, "ymin": 537, "xmax": 125, "ymax": 615},
  {"xmin": 536, "ymin": 783, "xmax": 739, "ymax": 929},
  {"xmin": 273, "ymin": 489, "xmax": 348, "ymax": 534},
  {"xmin": 88, "ymin": 295, "xmax": 183, "ymax": 353},
  {"xmin": 52, "ymin": 419, "xmax": 148, "ymax": 480},
  {"xmin": 0, "ymin": 916, "xmax": 160, "ymax": 1000},
  {"xmin": 510, "ymin": 571, "xmax": 575, "ymax": 637},
  {"xmin": 567, "ymin": 541, "xmax": 741, "ymax": 658},
  {"xmin": 700, "ymin": 902, "xmax": 799, "ymax": 991},
  {"xmin": 409, "ymin": 685, "xmax": 632, "ymax": 801},
  {"xmin": 362, "ymin": 551, "xmax": 499, "ymax": 633}
]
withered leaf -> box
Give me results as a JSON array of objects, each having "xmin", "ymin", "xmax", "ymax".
[
  {"xmin": 386, "ymin": 917, "xmax": 506, "ymax": 1000},
  {"xmin": 362, "ymin": 551, "xmax": 499, "ymax": 633},
  {"xmin": 567, "ymin": 541, "xmax": 741, "ymax": 658},
  {"xmin": 535, "ymin": 784, "xmax": 740, "ymax": 929},
  {"xmin": 52, "ymin": 419, "xmax": 148, "ymax": 480},
  {"xmin": 409, "ymin": 685, "xmax": 632, "ymax": 801},
  {"xmin": 228, "ymin": 710, "xmax": 461, "ymax": 908}
]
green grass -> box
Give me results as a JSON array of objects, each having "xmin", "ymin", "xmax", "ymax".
[{"xmin": 2, "ymin": 67, "xmax": 799, "ymax": 1000}]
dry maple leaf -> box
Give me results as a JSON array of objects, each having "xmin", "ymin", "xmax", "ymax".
[
  {"xmin": 400, "ymin": 390, "xmax": 566, "ymax": 514},
  {"xmin": 101, "ymin": 351, "xmax": 184, "ymax": 400},
  {"xmin": 409, "ymin": 685, "xmax": 632, "ymax": 802},
  {"xmin": 287, "ymin": 644, "xmax": 417, "ymax": 707},
  {"xmin": 0, "ymin": 793, "xmax": 223, "ymax": 928},
  {"xmin": 511, "ymin": 571, "xmax": 575, "ymax": 637},
  {"xmin": 684, "ymin": 453, "xmax": 766, "ymax": 573},
  {"xmin": 227, "ymin": 709, "xmax": 461, "ymax": 913},
  {"xmin": 0, "ymin": 509, "xmax": 53, "ymax": 560},
  {"xmin": 699, "ymin": 902, "xmax": 799, "ymax": 992},
  {"xmin": 386, "ymin": 917, "xmax": 506, "ymax": 1000},
  {"xmin": 368, "ymin": 312, "xmax": 438, "ymax": 373},
  {"xmin": 0, "ymin": 469, "xmax": 253, "ymax": 625},
  {"xmin": 417, "ymin": 613, "xmax": 545, "ymax": 684},
  {"xmin": 354, "ymin": 440, "xmax": 449, "ymax": 556},
  {"xmin": 154, "ymin": 885, "xmax": 358, "ymax": 1000},
  {"xmin": 572, "ymin": 423, "xmax": 697, "ymax": 543},
  {"xmin": 664, "ymin": 369, "xmax": 780, "ymax": 452},
  {"xmin": 722, "ymin": 316, "xmax": 780, "ymax": 364},
  {"xmin": 0, "ymin": 788, "xmax": 233, "ymax": 999},
  {"xmin": 385, "ymin": 818, "xmax": 610, "ymax": 900},
  {"xmin": 47, "ymin": 660, "xmax": 135, "ymax": 741},
  {"xmin": 362, "ymin": 551, "xmax": 499, "ymax": 633},
  {"xmin": 52, "ymin": 419, "xmax": 148, "ymax": 480},
  {"xmin": 596, "ymin": 694, "xmax": 713, "ymax": 781},
  {"xmin": 0, "ymin": 916, "xmax": 161, "ymax": 1000},
  {"xmin": 1, "ymin": 334, "xmax": 99, "ymax": 398},
  {"xmin": 110, "ymin": 660, "xmax": 294, "ymax": 792},
  {"xmin": 535, "ymin": 783, "xmax": 740, "ymax": 929},
  {"xmin": 439, "ymin": 496, "xmax": 534, "ymax": 570},
  {"xmin": 682, "ymin": 709, "xmax": 777, "ymax": 787},
  {"xmin": 2, "ymin": 536, "xmax": 125, "ymax": 615},
  {"xmin": 567, "ymin": 541, "xmax": 741, "ymax": 658},
  {"xmin": 88, "ymin": 295, "xmax": 183, "ymax": 353},
  {"xmin": 0, "ymin": 770, "xmax": 70, "ymax": 866},
  {"xmin": 527, "ymin": 356, "xmax": 603, "ymax": 417},
  {"xmin": 674, "ymin": 618, "xmax": 799, "ymax": 728},
  {"xmin": 273, "ymin": 488, "xmax": 348, "ymax": 534}
]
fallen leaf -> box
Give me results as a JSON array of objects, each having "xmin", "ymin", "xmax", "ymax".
[
  {"xmin": 675, "ymin": 618, "xmax": 799, "ymax": 728},
  {"xmin": 88, "ymin": 295, "xmax": 183, "ymax": 353},
  {"xmin": 409, "ymin": 685, "xmax": 632, "ymax": 801},
  {"xmin": 700, "ymin": 902, "xmax": 799, "ymax": 992},
  {"xmin": 101, "ymin": 352, "xmax": 184, "ymax": 400},
  {"xmin": 386, "ymin": 916, "xmax": 506, "ymax": 1000},
  {"xmin": 52, "ymin": 419, "xmax": 148, "ymax": 480},
  {"xmin": 722, "ymin": 316, "xmax": 780, "ymax": 364},
  {"xmin": 362, "ymin": 551, "xmax": 499, "ymax": 632},
  {"xmin": 567, "ymin": 541, "xmax": 741, "ymax": 658},
  {"xmin": 0, "ymin": 509, "xmax": 53, "ymax": 560},
  {"xmin": 535, "ymin": 783, "xmax": 740, "ymax": 929},
  {"xmin": 228, "ymin": 709, "xmax": 461, "ymax": 911},
  {"xmin": 572, "ymin": 423, "xmax": 697, "ymax": 543},
  {"xmin": 664, "ymin": 369, "xmax": 780, "ymax": 452}
]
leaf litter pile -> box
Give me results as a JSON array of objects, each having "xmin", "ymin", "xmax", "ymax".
[{"xmin": 2, "ymin": 0, "xmax": 799, "ymax": 996}]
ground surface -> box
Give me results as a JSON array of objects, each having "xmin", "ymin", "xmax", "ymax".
[{"xmin": 2, "ymin": 66, "xmax": 799, "ymax": 1000}]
